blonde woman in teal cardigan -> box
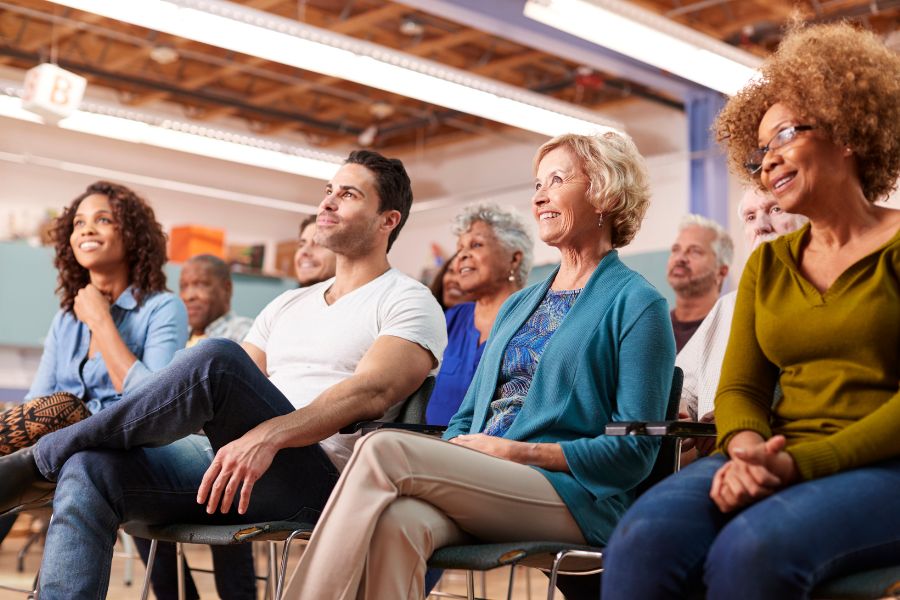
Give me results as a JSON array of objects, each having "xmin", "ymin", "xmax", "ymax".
[{"xmin": 283, "ymin": 131, "xmax": 676, "ymax": 600}]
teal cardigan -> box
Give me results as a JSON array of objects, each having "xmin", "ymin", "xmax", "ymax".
[{"xmin": 444, "ymin": 251, "xmax": 675, "ymax": 545}]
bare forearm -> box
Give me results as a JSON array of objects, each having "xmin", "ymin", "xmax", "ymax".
[
  {"xmin": 510, "ymin": 441, "xmax": 570, "ymax": 472},
  {"xmin": 261, "ymin": 375, "xmax": 399, "ymax": 450}
]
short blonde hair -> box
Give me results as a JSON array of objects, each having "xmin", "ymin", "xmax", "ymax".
[{"xmin": 533, "ymin": 132, "xmax": 651, "ymax": 248}]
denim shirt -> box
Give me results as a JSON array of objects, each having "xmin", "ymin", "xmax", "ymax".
[{"xmin": 26, "ymin": 288, "xmax": 188, "ymax": 414}]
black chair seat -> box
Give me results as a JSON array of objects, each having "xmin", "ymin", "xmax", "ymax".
[
  {"xmin": 123, "ymin": 521, "xmax": 313, "ymax": 546},
  {"xmin": 813, "ymin": 566, "xmax": 900, "ymax": 599},
  {"xmin": 429, "ymin": 541, "xmax": 602, "ymax": 573}
]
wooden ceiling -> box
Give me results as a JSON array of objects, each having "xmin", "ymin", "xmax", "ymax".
[{"xmin": 0, "ymin": 0, "xmax": 897, "ymax": 153}]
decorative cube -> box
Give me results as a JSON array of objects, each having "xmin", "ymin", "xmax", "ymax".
[{"xmin": 22, "ymin": 63, "xmax": 87, "ymax": 122}]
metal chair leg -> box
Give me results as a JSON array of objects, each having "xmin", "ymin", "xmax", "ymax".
[
  {"xmin": 176, "ymin": 542, "xmax": 186, "ymax": 600},
  {"xmin": 139, "ymin": 539, "xmax": 157, "ymax": 600},
  {"xmin": 547, "ymin": 550, "xmax": 567, "ymax": 600},
  {"xmin": 466, "ymin": 570, "xmax": 475, "ymax": 600},
  {"xmin": 118, "ymin": 530, "xmax": 136, "ymax": 586},
  {"xmin": 17, "ymin": 528, "xmax": 45, "ymax": 572},
  {"xmin": 267, "ymin": 541, "xmax": 278, "ymax": 600},
  {"xmin": 506, "ymin": 565, "xmax": 517, "ymax": 600},
  {"xmin": 526, "ymin": 564, "xmax": 533, "ymax": 600},
  {"xmin": 275, "ymin": 530, "xmax": 306, "ymax": 600}
]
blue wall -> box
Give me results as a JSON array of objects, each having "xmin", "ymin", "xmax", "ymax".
[
  {"xmin": 4, "ymin": 240, "xmax": 675, "ymax": 348},
  {"xmin": 0, "ymin": 241, "xmax": 297, "ymax": 348}
]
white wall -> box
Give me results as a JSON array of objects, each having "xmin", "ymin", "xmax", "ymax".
[
  {"xmin": 390, "ymin": 99, "xmax": 690, "ymax": 277},
  {"xmin": 0, "ymin": 117, "xmax": 328, "ymax": 273}
]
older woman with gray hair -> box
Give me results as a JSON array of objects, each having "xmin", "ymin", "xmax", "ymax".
[
  {"xmin": 426, "ymin": 202, "xmax": 534, "ymax": 425},
  {"xmin": 283, "ymin": 131, "xmax": 675, "ymax": 600}
]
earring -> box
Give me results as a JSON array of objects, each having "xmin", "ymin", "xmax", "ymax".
[
  {"xmin": 598, "ymin": 213, "xmax": 605, "ymax": 229},
  {"xmin": 508, "ymin": 269, "xmax": 516, "ymax": 283}
]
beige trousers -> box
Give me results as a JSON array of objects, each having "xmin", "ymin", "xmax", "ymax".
[{"xmin": 282, "ymin": 430, "xmax": 586, "ymax": 600}]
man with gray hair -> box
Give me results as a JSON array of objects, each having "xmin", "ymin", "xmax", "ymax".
[
  {"xmin": 678, "ymin": 188, "xmax": 807, "ymax": 423},
  {"xmin": 666, "ymin": 214, "xmax": 734, "ymax": 351}
]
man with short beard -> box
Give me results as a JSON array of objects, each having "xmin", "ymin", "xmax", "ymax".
[
  {"xmin": 678, "ymin": 189, "xmax": 807, "ymax": 423},
  {"xmin": 666, "ymin": 214, "xmax": 733, "ymax": 351}
]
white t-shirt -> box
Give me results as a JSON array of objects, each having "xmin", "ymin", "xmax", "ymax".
[
  {"xmin": 676, "ymin": 291, "xmax": 737, "ymax": 421},
  {"xmin": 243, "ymin": 268, "xmax": 447, "ymax": 469}
]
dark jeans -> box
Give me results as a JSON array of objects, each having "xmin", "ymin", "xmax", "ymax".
[
  {"xmin": 602, "ymin": 454, "xmax": 900, "ymax": 600},
  {"xmin": 33, "ymin": 339, "xmax": 340, "ymax": 599}
]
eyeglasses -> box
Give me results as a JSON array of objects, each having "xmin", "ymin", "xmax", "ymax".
[{"xmin": 745, "ymin": 125, "xmax": 815, "ymax": 175}]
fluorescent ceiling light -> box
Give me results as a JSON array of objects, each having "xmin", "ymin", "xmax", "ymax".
[
  {"xmin": 0, "ymin": 149, "xmax": 316, "ymax": 214},
  {"xmin": 524, "ymin": 0, "xmax": 761, "ymax": 96},
  {"xmin": 0, "ymin": 90, "xmax": 343, "ymax": 180},
  {"xmin": 43, "ymin": 0, "xmax": 622, "ymax": 137}
]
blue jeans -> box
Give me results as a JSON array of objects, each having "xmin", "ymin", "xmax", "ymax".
[
  {"xmin": 33, "ymin": 339, "xmax": 340, "ymax": 599},
  {"xmin": 602, "ymin": 454, "xmax": 900, "ymax": 600}
]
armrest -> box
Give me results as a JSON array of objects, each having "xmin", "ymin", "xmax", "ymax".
[
  {"xmin": 340, "ymin": 421, "xmax": 447, "ymax": 436},
  {"xmin": 605, "ymin": 420, "xmax": 716, "ymax": 438},
  {"xmin": 604, "ymin": 421, "xmax": 649, "ymax": 436}
]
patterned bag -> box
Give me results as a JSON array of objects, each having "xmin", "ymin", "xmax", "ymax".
[{"xmin": 0, "ymin": 392, "xmax": 91, "ymax": 456}]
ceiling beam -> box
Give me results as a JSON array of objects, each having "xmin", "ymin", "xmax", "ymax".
[{"xmin": 124, "ymin": 2, "xmax": 409, "ymax": 109}]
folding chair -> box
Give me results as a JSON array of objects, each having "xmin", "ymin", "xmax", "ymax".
[
  {"xmin": 423, "ymin": 367, "xmax": 685, "ymax": 600},
  {"xmin": 127, "ymin": 376, "xmax": 436, "ymax": 600},
  {"xmin": 605, "ymin": 418, "xmax": 900, "ymax": 599}
]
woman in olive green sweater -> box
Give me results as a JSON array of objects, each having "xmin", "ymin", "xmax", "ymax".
[{"xmin": 603, "ymin": 22, "xmax": 900, "ymax": 600}]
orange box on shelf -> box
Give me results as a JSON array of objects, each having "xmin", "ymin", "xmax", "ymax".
[
  {"xmin": 169, "ymin": 225, "xmax": 225, "ymax": 263},
  {"xmin": 274, "ymin": 239, "xmax": 297, "ymax": 277}
]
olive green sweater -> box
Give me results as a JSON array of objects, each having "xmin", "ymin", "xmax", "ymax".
[{"xmin": 715, "ymin": 224, "xmax": 900, "ymax": 481}]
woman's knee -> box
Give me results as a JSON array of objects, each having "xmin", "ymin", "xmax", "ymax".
[
  {"xmin": 705, "ymin": 512, "xmax": 808, "ymax": 598},
  {"xmin": 371, "ymin": 497, "xmax": 450, "ymax": 555}
]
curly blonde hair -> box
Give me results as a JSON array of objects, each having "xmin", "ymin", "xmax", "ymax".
[
  {"xmin": 715, "ymin": 22, "xmax": 900, "ymax": 203},
  {"xmin": 534, "ymin": 132, "xmax": 651, "ymax": 248}
]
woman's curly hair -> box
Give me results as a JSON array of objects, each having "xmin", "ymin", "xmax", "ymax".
[
  {"xmin": 53, "ymin": 181, "xmax": 168, "ymax": 312},
  {"xmin": 715, "ymin": 22, "xmax": 900, "ymax": 203}
]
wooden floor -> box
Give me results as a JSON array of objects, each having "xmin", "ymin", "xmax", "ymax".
[{"xmin": 0, "ymin": 530, "xmax": 559, "ymax": 599}]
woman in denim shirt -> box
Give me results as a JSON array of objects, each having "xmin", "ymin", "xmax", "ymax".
[
  {"xmin": 0, "ymin": 180, "xmax": 186, "ymax": 450},
  {"xmin": 0, "ymin": 180, "xmax": 186, "ymax": 552}
]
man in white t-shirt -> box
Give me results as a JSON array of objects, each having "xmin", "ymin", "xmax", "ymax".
[
  {"xmin": 0, "ymin": 150, "xmax": 447, "ymax": 599},
  {"xmin": 677, "ymin": 188, "xmax": 806, "ymax": 424}
]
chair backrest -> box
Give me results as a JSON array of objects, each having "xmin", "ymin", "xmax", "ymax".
[
  {"xmin": 396, "ymin": 376, "xmax": 435, "ymax": 425},
  {"xmin": 635, "ymin": 366, "xmax": 684, "ymax": 495}
]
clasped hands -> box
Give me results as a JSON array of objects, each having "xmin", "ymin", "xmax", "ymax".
[{"xmin": 710, "ymin": 432, "xmax": 799, "ymax": 513}]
